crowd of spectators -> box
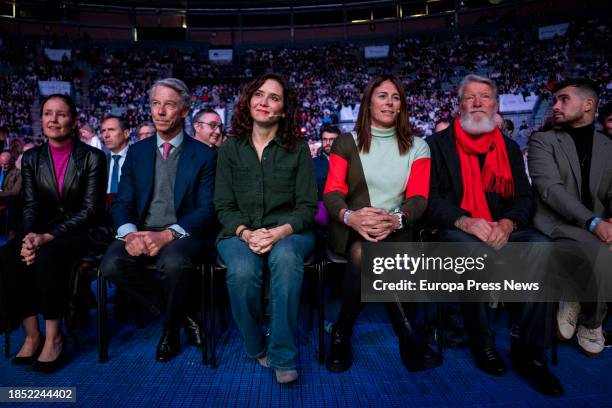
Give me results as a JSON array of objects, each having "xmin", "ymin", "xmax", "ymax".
[
  {"xmin": 570, "ymin": 21, "xmax": 611, "ymax": 106},
  {"xmin": 0, "ymin": 17, "xmax": 609, "ymax": 144}
]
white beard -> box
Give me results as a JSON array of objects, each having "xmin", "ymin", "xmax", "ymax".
[{"xmin": 459, "ymin": 113, "xmax": 496, "ymax": 135}]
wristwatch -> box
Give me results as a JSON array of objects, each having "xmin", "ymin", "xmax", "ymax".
[
  {"xmin": 391, "ymin": 208, "xmax": 404, "ymax": 230},
  {"xmin": 168, "ymin": 227, "xmax": 184, "ymax": 240}
]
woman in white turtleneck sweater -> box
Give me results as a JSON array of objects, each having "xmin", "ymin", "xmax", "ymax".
[{"xmin": 323, "ymin": 75, "xmax": 439, "ymax": 374}]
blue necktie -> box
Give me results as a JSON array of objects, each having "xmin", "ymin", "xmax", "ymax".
[
  {"xmin": 110, "ymin": 155, "xmax": 121, "ymax": 194},
  {"xmin": 0, "ymin": 169, "xmax": 5, "ymax": 192}
]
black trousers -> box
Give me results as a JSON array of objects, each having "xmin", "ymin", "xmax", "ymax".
[
  {"xmin": 100, "ymin": 237, "xmax": 211, "ymax": 328},
  {"xmin": 435, "ymin": 227, "xmax": 556, "ymax": 348},
  {"xmin": 0, "ymin": 195, "xmax": 20, "ymax": 233},
  {"xmin": 335, "ymin": 230, "xmax": 419, "ymax": 336},
  {"xmin": 0, "ymin": 233, "xmax": 93, "ymax": 322}
]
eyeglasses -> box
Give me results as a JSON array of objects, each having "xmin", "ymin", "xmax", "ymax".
[{"xmin": 195, "ymin": 121, "xmax": 223, "ymax": 131}]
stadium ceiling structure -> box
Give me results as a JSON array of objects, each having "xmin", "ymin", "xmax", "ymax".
[
  {"xmin": 1, "ymin": 0, "xmax": 544, "ymax": 33},
  {"xmin": 9, "ymin": 0, "xmax": 510, "ymax": 12}
]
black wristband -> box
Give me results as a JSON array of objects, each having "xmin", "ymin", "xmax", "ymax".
[{"xmin": 586, "ymin": 217, "xmax": 595, "ymax": 231}]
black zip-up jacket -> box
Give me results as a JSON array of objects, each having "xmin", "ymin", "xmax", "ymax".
[{"xmin": 21, "ymin": 139, "xmax": 107, "ymax": 237}]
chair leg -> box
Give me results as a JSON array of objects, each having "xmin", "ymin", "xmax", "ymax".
[
  {"xmin": 551, "ymin": 332, "xmax": 558, "ymax": 366},
  {"xmin": 210, "ymin": 264, "xmax": 217, "ymax": 369},
  {"xmin": 423, "ymin": 303, "xmax": 430, "ymax": 335},
  {"xmin": 96, "ymin": 268, "xmax": 108, "ymax": 363},
  {"xmin": 201, "ymin": 264, "xmax": 209, "ymax": 365},
  {"xmin": 219, "ymin": 290, "xmax": 228, "ymax": 333},
  {"xmin": 307, "ymin": 273, "xmax": 314, "ymax": 332},
  {"xmin": 437, "ymin": 303, "xmax": 444, "ymax": 358},
  {"xmin": 318, "ymin": 261, "xmax": 325, "ymax": 365},
  {"xmin": 4, "ymin": 332, "xmax": 9, "ymax": 358}
]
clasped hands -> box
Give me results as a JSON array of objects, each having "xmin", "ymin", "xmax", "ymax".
[
  {"xmin": 124, "ymin": 230, "xmax": 174, "ymax": 257},
  {"xmin": 345, "ymin": 207, "xmax": 400, "ymax": 242},
  {"xmin": 593, "ymin": 218, "xmax": 612, "ymax": 249},
  {"xmin": 456, "ymin": 216, "xmax": 514, "ymax": 250},
  {"xmin": 20, "ymin": 233, "xmax": 54, "ymax": 265},
  {"xmin": 241, "ymin": 225, "xmax": 292, "ymax": 254}
]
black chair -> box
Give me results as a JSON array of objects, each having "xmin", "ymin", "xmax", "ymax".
[
  {"xmin": 1, "ymin": 251, "xmax": 101, "ymax": 360},
  {"xmin": 97, "ymin": 262, "xmax": 209, "ymax": 365},
  {"xmin": 420, "ymin": 226, "xmax": 558, "ymax": 365},
  {"xmin": 317, "ymin": 248, "xmax": 347, "ymax": 364},
  {"xmin": 494, "ymin": 302, "xmax": 559, "ymax": 366},
  {"xmin": 207, "ymin": 253, "xmax": 321, "ymax": 368},
  {"xmin": 319, "ymin": 232, "xmax": 445, "ymax": 363},
  {"xmin": 0, "ymin": 258, "xmax": 13, "ymax": 358}
]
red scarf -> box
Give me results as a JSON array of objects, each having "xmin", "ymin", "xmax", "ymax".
[{"xmin": 454, "ymin": 117, "xmax": 514, "ymax": 221}]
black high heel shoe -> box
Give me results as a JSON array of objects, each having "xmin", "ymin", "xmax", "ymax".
[
  {"xmin": 32, "ymin": 334, "xmax": 67, "ymax": 373},
  {"xmin": 11, "ymin": 336, "xmax": 45, "ymax": 366}
]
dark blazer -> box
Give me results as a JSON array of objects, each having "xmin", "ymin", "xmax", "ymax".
[
  {"xmin": 112, "ymin": 135, "xmax": 217, "ymax": 239},
  {"xmin": 21, "ymin": 140, "xmax": 107, "ymax": 237},
  {"xmin": 426, "ymin": 125, "xmax": 534, "ymax": 229},
  {"xmin": 105, "ymin": 146, "xmax": 129, "ymax": 188},
  {"xmin": 528, "ymin": 128, "xmax": 612, "ymax": 239},
  {"xmin": 313, "ymin": 153, "xmax": 329, "ymax": 201}
]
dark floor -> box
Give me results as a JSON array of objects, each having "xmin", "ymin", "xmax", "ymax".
[{"xmin": 1, "ymin": 300, "xmax": 612, "ymax": 408}]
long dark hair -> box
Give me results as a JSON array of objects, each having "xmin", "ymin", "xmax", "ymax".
[
  {"xmin": 40, "ymin": 93, "xmax": 79, "ymax": 139},
  {"xmin": 354, "ymin": 75, "xmax": 413, "ymax": 155},
  {"xmin": 231, "ymin": 73, "xmax": 301, "ymax": 151}
]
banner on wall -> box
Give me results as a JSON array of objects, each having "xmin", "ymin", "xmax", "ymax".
[
  {"xmin": 208, "ymin": 49, "xmax": 233, "ymax": 63},
  {"xmin": 538, "ymin": 23, "xmax": 569, "ymax": 40},
  {"xmin": 38, "ymin": 81, "xmax": 71, "ymax": 97},
  {"xmin": 364, "ymin": 45, "xmax": 390, "ymax": 59},
  {"xmin": 499, "ymin": 93, "xmax": 538, "ymax": 113},
  {"xmin": 44, "ymin": 48, "xmax": 72, "ymax": 62}
]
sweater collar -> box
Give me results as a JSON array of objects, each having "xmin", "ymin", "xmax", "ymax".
[{"xmin": 371, "ymin": 126, "xmax": 396, "ymax": 139}]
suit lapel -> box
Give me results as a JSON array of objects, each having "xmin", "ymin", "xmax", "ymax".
[
  {"xmin": 62, "ymin": 142, "xmax": 85, "ymax": 203},
  {"xmin": 589, "ymin": 131, "xmax": 608, "ymax": 200},
  {"xmin": 556, "ymin": 130, "xmax": 582, "ymax": 196},
  {"xmin": 139, "ymin": 140, "xmax": 156, "ymax": 216},
  {"xmin": 174, "ymin": 138, "xmax": 196, "ymax": 212},
  {"xmin": 440, "ymin": 128, "xmax": 463, "ymax": 203}
]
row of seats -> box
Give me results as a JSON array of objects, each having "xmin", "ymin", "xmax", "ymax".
[{"xmin": 3, "ymin": 233, "xmax": 559, "ymax": 368}]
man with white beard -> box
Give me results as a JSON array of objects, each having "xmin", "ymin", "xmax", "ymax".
[{"xmin": 426, "ymin": 75, "xmax": 564, "ymax": 396}]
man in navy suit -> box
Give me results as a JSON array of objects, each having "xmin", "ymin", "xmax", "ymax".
[
  {"xmin": 102, "ymin": 115, "xmax": 130, "ymax": 194},
  {"xmin": 100, "ymin": 78, "xmax": 217, "ymax": 362}
]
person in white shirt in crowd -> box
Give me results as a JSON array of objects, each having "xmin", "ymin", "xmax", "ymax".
[{"xmin": 79, "ymin": 122, "xmax": 103, "ymax": 150}]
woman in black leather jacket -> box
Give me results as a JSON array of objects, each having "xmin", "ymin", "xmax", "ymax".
[{"xmin": 0, "ymin": 94, "xmax": 106, "ymax": 372}]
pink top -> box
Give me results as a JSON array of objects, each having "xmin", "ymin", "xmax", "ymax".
[{"xmin": 49, "ymin": 140, "xmax": 73, "ymax": 195}]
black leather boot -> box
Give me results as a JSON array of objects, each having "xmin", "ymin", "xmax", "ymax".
[
  {"xmin": 326, "ymin": 324, "xmax": 352, "ymax": 373},
  {"xmin": 156, "ymin": 324, "xmax": 180, "ymax": 362},
  {"xmin": 398, "ymin": 320, "xmax": 442, "ymax": 372},
  {"xmin": 184, "ymin": 315, "xmax": 203, "ymax": 347},
  {"xmin": 511, "ymin": 338, "xmax": 564, "ymax": 397}
]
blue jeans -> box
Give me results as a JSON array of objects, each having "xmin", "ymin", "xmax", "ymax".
[{"xmin": 217, "ymin": 231, "xmax": 314, "ymax": 369}]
